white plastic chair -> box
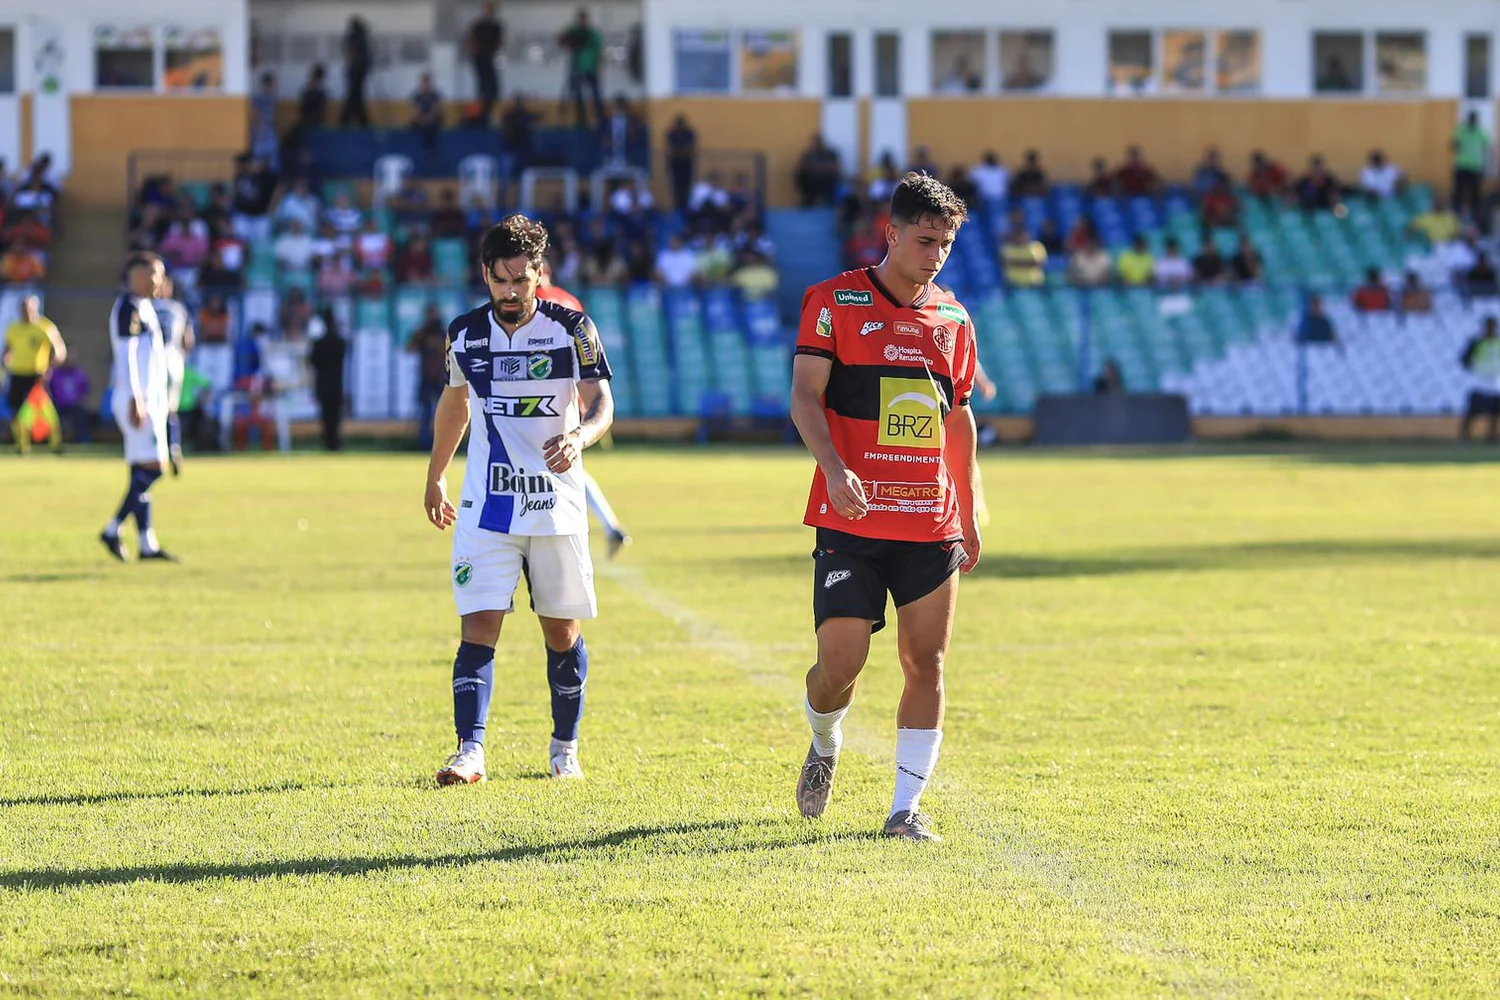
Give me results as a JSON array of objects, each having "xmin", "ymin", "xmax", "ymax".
[
  {"xmin": 373, "ymin": 155, "xmax": 415, "ymax": 208},
  {"xmin": 458, "ymin": 155, "xmax": 500, "ymax": 209}
]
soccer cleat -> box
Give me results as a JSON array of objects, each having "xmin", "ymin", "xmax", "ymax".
[
  {"xmin": 882, "ymin": 810, "xmax": 942, "ymax": 843},
  {"xmin": 169, "ymin": 452, "xmax": 182, "ymax": 477},
  {"xmin": 607, "ymin": 530, "xmax": 631, "ymax": 560},
  {"xmin": 139, "ymin": 549, "xmax": 181, "ymax": 563},
  {"xmin": 549, "ymin": 748, "xmax": 584, "ymax": 779},
  {"xmin": 436, "ymin": 745, "xmax": 486, "ymax": 786},
  {"xmin": 796, "ymin": 743, "xmax": 839, "ymax": 818},
  {"xmin": 99, "ymin": 531, "xmax": 127, "ymax": 562}
]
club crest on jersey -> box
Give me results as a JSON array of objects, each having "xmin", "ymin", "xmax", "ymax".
[
  {"xmin": 815, "ymin": 307, "xmax": 833, "ymax": 339},
  {"xmin": 859, "ymin": 321, "xmax": 885, "ymax": 337},
  {"xmin": 528, "ymin": 354, "xmax": 553, "ymax": 380},
  {"xmin": 454, "ymin": 561, "xmax": 474, "ymax": 587},
  {"xmin": 834, "ymin": 289, "xmax": 873, "ymax": 306},
  {"xmin": 933, "ymin": 326, "xmax": 955, "ymax": 353}
]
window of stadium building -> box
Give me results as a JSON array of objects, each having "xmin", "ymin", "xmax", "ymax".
[
  {"xmin": 1376, "ymin": 32, "xmax": 1426, "ymax": 95},
  {"xmin": 1160, "ymin": 30, "xmax": 1206, "ymax": 93},
  {"xmin": 740, "ymin": 30, "xmax": 798, "ymax": 94},
  {"xmin": 1313, "ymin": 32, "xmax": 1365, "ymax": 94},
  {"xmin": 931, "ymin": 31, "xmax": 986, "ymax": 94},
  {"xmin": 163, "ymin": 26, "xmax": 223, "ymax": 92},
  {"xmin": 875, "ymin": 33, "xmax": 900, "ymax": 97},
  {"xmin": 95, "ymin": 25, "xmax": 157, "ymax": 90},
  {"xmin": 674, "ymin": 30, "xmax": 732, "ymax": 94},
  {"xmin": 1216, "ymin": 30, "xmax": 1262, "ymax": 95},
  {"xmin": 1107, "ymin": 31, "xmax": 1154, "ymax": 95},
  {"xmin": 1160, "ymin": 29, "xmax": 1262, "ymax": 96},
  {"xmin": 0, "ymin": 28, "xmax": 14, "ymax": 94},
  {"xmin": 1466, "ymin": 34, "xmax": 1491, "ymax": 100},
  {"xmin": 827, "ymin": 32, "xmax": 852, "ymax": 98},
  {"xmin": 999, "ymin": 31, "xmax": 1053, "ymax": 93}
]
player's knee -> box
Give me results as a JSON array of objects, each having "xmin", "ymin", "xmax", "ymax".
[
  {"xmin": 460, "ymin": 611, "xmax": 504, "ymax": 646},
  {"xmin": 899, "ymin": 647, "xmax": 945, "ymax": 685},
  {"xmin": 539, "ymin": 618, "xmax": 581, "ymax": 652}
]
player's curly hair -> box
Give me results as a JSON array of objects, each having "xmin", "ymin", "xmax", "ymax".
[
  {"xmin": 889, "ymin": 171, "xmax": 968, "ymax": 229},
  {"xmin": 480, "ymin": 214, "xmax": 550, "ymax": 271}
]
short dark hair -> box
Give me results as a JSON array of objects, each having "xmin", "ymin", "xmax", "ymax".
[
  {"xmin": 889, "ymin": 171, "xmax": 968, "ymax": 229},
  {"xmin": 124, "ymin": 251, "xmax": 162, "ymax": 273},
  {"xmin": 480, "ymin": 214, "xmax": 549, "ymax": 271}
]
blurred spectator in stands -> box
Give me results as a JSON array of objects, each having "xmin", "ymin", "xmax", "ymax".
[
  {"xmin": 795, "ymin": 134, "xmax": 842, "ymax": 208},
  {"xmin": 845, "ymin": 207, "xmax": 886, "ymax": 270},
  {"xmin": 1247, "ymin": 150, "xmax": 1288, "ymax": 200},
  {"xmin": 1191, "ymin": 147, "xmax": 1229, "ymax": 199},
  {"xmin": 1065, "ymin": 217, "xmax": 1097, "ymax": 253},
  {"xmin": 308, "ymin": 307, "xmax": 346, "ymax": 451},
  {"xmin": 231, "ymin": 156, "xmax": 276, "ymax": 244},
  {"xmin": 211, "ymin": 221, "xmax": 247, "ymax": 274},
  {"xmin": 128, "ymin": 205, "xmax": 166, "ymax": 252},
  {"xmin": 1400, "ymin": 272, "xmax": 1433, "ymax": 314},
  {"xmin": 160, "ymin": 216, "xmax": 210, "ymax": 272},
  {"xmin": 465, "ymin": 3, "xmax": 504, "ymax": 125},
  {"xmin": 624, "ymin": 240, "xmax": 655, "ymax": 285},
  {"xmin": 732, "ymin": 249, "xmax": 779, "ymax": 300},
  {"xmin": 1359, "ymin": 149, "xmax": 1403, "ymax": 200},
  {"xmin": 250, "ymin": 72, "xmax": 279, "ymax": 165},
  {"xmin": 197, "ymin": 296, "xmax": 231, "ymax": 344},
  {"xmin": 655, "ymin": 234, "xmax": 700, "ymax": 289},
  {"xmin": 319, "ymin": 251, "xmax": 358, "ymax": 298},
  {"xmin": 198, "ymin": 247, "xmax": 241, "ymax": 295},
  {"xmin": 296, "ymin": 65, "xmax": 329, "ymax": 134},
  {"xmin": 340, "ymin": 16, "xmax": 372, "ymax": 127},
  {"xmin": 1085, "ymin": 157, "xmax": 1113, "ymax": 198},
  {"xmin": 199, "ymin": 183, "xmax": 231, "ymax": 234},
  {"xmin": 1442, "ymin": 229, "xmax": 1480, "ymax": 284},
  {"xmin": 430, "ymin": 189, "xmax": 468, "ymax": 240},
  {"xmin": 1010, "ymin": 150, "xmax": 1048, "ymax": 198},
  {"xmin": 1192, "ymin": 238, "xmax": 1227, "ymax": 285},
  {"xmin": 1000, "ymin": 226, "xmax": 1046, "ymax": 287},
  {"xmin": 0, "ymin": 158, "xmax": 11, "ymax": 204},
  {"xmin": 49, "ymin": 356, "xmax": 91, "ymax": 444},
  {"xmin": 726, "ymin": 172, "xmax": 761, "ymax": 230},
  {"xmin": 968, "ymin": 151, "xmax": 1009, "ymax": 204},
  {"xmin": 395, "ymin": 232, "xmax": 435, "ymax": 286},
  {"xmin": 600, "ymin": 95, "xmax": 647, "ymax": 169},
  {"xmin": 1296, "ymin": 295, "xmax": 1339, "ymax": 348},
  {"xmin": 411, "ymin": 73, "xmax": 445, "ymax": 152},
  {"xmin": 1295, "ymin": 156, "xmax": 1341, "ymax": 212},
  {"xmin": 560, "ymin": 8, "xmax": 605, "ymax": 127},
  {"xmin": 1452, "ymin": 110, "xmax": 1491, "ymax": 217},
  {"xmin": 1409, "ymin": 195, "xmax": 1461, "ymax": 246},
  {"xmin": 279, "ymin": 286, "xmax": 313, "ymax": 339},
  {"xmin": 1466, "ymin": 251, "xmax": 1498, "ymax": 297},
  {"xmin": 1351, "ymin": 267, "xmax": 1393, "ymax": 312},
  {"xmin": 1115, "ymin": 235, "xmax": 1154, "ymax": 287},
  {"xmin": 324, "ymin": 191, "xmax": 364, "ymax": 236},
  {"xmin": 499, "ymin": 95, "xmax": 538, "ymax": 199},
  {"xmin": 274, "ymin": 178, "xmax": 322, "ymax": 233},
  {"xmin": 867, "ymin": 154, "xmax": 902, "ymax": 205},
  {"xmin": 2, "ymin": 209, "xmax": 51, "ymax": 251},
  {"xmin": 549, "ymin": 221, "xmax": 582, "ymax": 286},
  {"xmin": 135, "ymin": 174, "xmax": 176, "ymax": 218},
  {"xmin": 1460, "ymin": 317, "xmax": 1500, "ymax": 441},
  {"xmin": 734, "ymin": 221, "xmax": 775, "ymax": 261},
  {"xmin": 1068, "ymin": 237, "xmax": 1112, "ymax": 288},
  {"xmin": 937, "ymin": 56, "xmax": 981, "ymax": 94},
  {"xmin": 689, "ymin": 170, "xmax": 731, "ymax": 233},
  {"xmin": 1036, "ymin": 219, "xmax": 1064, "ymax": 257},
  {"xmin": 355, "ymin": 219, "xmax": 393, "ymax": 270},
  {"xmin": 666, "ymin": 115, "xmax": 699, "ymax": 213},
  {"xmin": 693, "ymin": 226, "xmax": 736, "ymax": 285},
  {"xmin": 273, "ymin": 219, "xmax": 316, "ymax": 272},
  {"xmin": 1093, "ymin": 358, "xmax": 1124, "ymax": 394},
  {"xmin": 1115, "ymin": 145, "xmax": 1160, "ymax": 197},
  {"xmin": 10, "ymin": 174, "xmax": 55, "ymax": 225},
  {"xmin": 608, "ymin": 177, "xmax": 653, "ymax": 217},
  {"xmin": 1201, "ymin": 181, "xmax": 1239, "ymax": 228},
  {"xmin": 0, "ymin": 241, "xmax": 45, "ymax": 284},
  {"xmin": 310, "ymin": 220, "xmax": 345, "ymax": 266},
  {"xmin": 581, "ymin": 238, "xmax": 627, "ymax": 286},
  {"xmin": 283, "ymin": 148, "xmax": 323, "ymax": 193},
  {"xmin": 406, "ymin": 304, "xmax": 448, "ymax": 449},
  {"xmin": 1154, "ymin": 237, "xmax": 1192, "ymax": 289},
  {"xmin": 1231, "ymin": 235, "xmax": 1263, "ymax": 285},
  {"xmin": 389, "ymin": 178, "xmax": 432, "ymax": 229},
  {"xmin": 945, "ymin": 166, "xmax": 977, "ymax": 210},
  {"xmin": 909, "ymin": 146, "xmax": 942, "ymax": 178}
]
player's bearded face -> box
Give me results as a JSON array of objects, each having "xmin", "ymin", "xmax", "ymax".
[
  {"xmin": 485, "ymin": 257, "xmax": 540, "ymax": 323},
  {"xmin": 887, "ymin": 215, "xmax": 956, "ymax": 286}
]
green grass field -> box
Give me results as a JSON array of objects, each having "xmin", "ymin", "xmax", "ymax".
[{"xmin": 2, "ymin": 445, "xmax": 1498, "ymax": 998}]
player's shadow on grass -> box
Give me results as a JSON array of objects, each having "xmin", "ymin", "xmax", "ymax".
[
  {"xmin": 0, "ymin": 819, "xmax": 847, "ymax": 892},
  {"xmin": 3, "ymin": 572, "xmax": 103, "ymax": 583},
  {"xmin": 0, "ymin": 780, "xmax": 336, "ymax": 809}
]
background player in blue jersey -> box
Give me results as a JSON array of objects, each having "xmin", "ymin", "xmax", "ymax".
[
  {"xmin": 100, "ymin": 252, "xmax": 178, "ymax": 563},
  {"xmin": 155, "ymin": 277, "xmax": 195, "ymax": 476},
  {"xmin": 424, "ymin": 215, "xmax": 615, "ymax": 785}
]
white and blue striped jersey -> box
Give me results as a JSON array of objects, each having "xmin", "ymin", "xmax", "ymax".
[
  {"xmin": 447, "ymin": 300, "xmax": 612, "ymax": 537},
  {"xmin": 109, "ymin": 294, "xmax": 168, "ymax": 413}
]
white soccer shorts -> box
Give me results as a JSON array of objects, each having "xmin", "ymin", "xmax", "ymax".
[
  {"xmin": 451, "ymin": 525, "xmax": 598, "ymax": 621},
  {"xmin": 112, "ymin": 401, "xmax": 169, "ymax": 467}
]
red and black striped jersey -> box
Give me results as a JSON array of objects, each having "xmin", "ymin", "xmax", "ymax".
[{"xmin": 795, "ymin": 267, "xmax": 977, "ymax": 543}]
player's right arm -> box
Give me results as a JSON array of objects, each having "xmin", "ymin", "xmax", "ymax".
[
  {"xmin": 791, "ymin": 287, "xmax": 868, "ymax": 521},
  {"xmin": 117, "ymin": 301, "xmax": 147, "ymax": 427},
  {"xmin": 424, "ymin": 334, "xmax": 471, "ymax": 530}
]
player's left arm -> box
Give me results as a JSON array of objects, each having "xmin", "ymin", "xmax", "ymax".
[
  {"xmin": 45, "ymin": 321, "xmax": 67, "ymax": 365},
  {"xmin": 544, "ymin": 315, "xmax": 614, "ymax": 473},
  {"xmin": 944, "ymin": 320, "xmax": 982, "ymax": 573}
]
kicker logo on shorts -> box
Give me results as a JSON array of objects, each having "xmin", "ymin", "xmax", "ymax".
[
  {"xmin": 824, "ymin": 570, "xmax": 852, "ymax": 589},
  {"xmin": 877, "ymin": 377, "xmax": 943, "ymax": 449},
  {"xmin": 489, "ymin": 464, "xmax": 558, "ymax": 514},
  {"xmin": 483, "ymin": 394, "xmax": 559, "ymax": 417}
]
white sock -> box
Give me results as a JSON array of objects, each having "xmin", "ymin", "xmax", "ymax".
[
  {"xmin": 805, "ymin": 697, "xmax": 849, "ymax": 759},
  {"xmin": 550, "ymin": 737, "xmax": 578, "ymax": 758},
  {"xmin": 891, "ymin": 728, "xmax": 943, "ymax": 817},
  {"xmin": 139, "ymin": 527, "xmax": 159, "ymax": 554},
  {"xmin": 105, "ymin": 518, "xmax": 123, "ymax": 536},
  {"xmin": 460, "ymin": 739, "xmax": 483, "ymax": 755},
  {"xmin": 582, "ymin": 471, "xmax": 624, "ymax": 536}
]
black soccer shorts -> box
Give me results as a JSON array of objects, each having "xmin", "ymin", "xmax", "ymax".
[
  {"xmin": 811, "ymin": 526, "xmax": 967, "ymax": 634},
  {"xmin": 5, "ymin": 374, "xmax": 38, "ymax": 416}
]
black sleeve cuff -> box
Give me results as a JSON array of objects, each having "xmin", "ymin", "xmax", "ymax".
[{"xmin": 795, "ymin": 346, "xmax": 835, "ymax": 360}]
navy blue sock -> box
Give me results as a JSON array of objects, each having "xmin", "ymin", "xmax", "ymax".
[
  {"xmin": 452, "ymin": 641, "xmax": 496, "ymax": 745},
  {"xmin": 132, "ymin": 478, "xmax": 156, "ymax": 540},
  {"xmin": 167, "ymin": 414, "xmax": 182, "ymax": 452},
  {"xmin": 111, "ymin": 466, "xmax": 159, "ymax": 531},
  {"xmin": 546, "ymin": 638, "xmax": 589, "ymax": 741}
]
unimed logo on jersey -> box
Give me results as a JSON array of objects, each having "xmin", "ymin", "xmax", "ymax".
[
  {"xmin": 483, "ymin": 394, "xmax": 559, "ymax": 417},
  {"xmin": 833, "ymin": 289, "xmax": 873, "ymax": 306},
  {"xmin": 877, "ymin": 377, "xmax": 942, "ymax": 449},
  {"xmin": 489, "ymin": 464, "xmax": 558, "ymax": 514}
]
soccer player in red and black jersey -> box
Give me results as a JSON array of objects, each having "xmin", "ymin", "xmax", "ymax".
[{"xmin": 790, "ymin": 172, "xmax": 981, "ymax": 842}]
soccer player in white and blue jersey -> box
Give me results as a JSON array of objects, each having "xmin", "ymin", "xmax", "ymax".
[
  {"xmin": 100, "ymin": 252, "xmax": 178, "ymax": 562},
  {"xmin": 155, "ymin": 276, "xmax": 195, "ymax": 476},
  {"xmin": 425, "ymin": 215, "xmax": 615, "ymax": 785}
]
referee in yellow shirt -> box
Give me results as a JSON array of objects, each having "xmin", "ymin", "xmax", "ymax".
[{"xmin": 3, "ymin": 295, "xmax": 68, "ymax": 454}]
